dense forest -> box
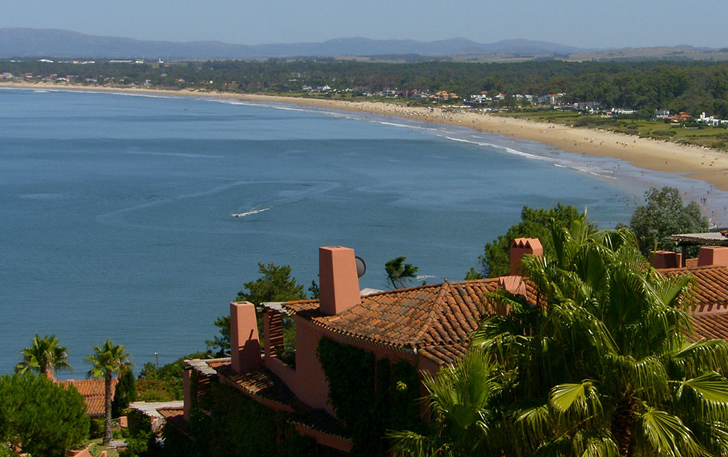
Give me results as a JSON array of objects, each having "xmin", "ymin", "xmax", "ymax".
[{"xmin": 3, "ymin": 59, "xmax": 728, "ymax": 118}]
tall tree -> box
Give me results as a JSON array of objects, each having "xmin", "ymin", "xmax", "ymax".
[
  {"xmin": 111, "ymin": 367, "xmax": 137, "ymax": 418},
  {"xmin": 476, "ymin": 204, "xmax": 586, "ymax": 278},
  {"xmin": 0, "ymin": 373, "xmax": 89, "ymax": 457},
  {"xmin": 205, "ymin": 315, "xmax": 231, "ymax": 357},
  {"xmin": 235, "ymin": 263, "xmax": 306, "ymax": 305},
  {"xmin": 472, "ymin": 215, "xmax": 728, "ymax": 457},
  {"xmin": 86, "ymin": 339, "xmax": 132, "ymax": 446},
  {"xmin": 630, "ymin": 186, "xmax": 708, "ymax": 256},
  {"xmin": 385, "ymin": 257, "xmax": 419, "ymax": 289},
  {"xmin": 15, "ymin": 333, "xmax": 71, "ymax": 378},
  {"xmin": 208, "ymin": 263, "xmax": 307, "ymax": 357}
]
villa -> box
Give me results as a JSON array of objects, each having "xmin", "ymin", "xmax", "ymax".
[{"xmin": 167, "ymin": 239, "xmax": 728, "ymax": 455}]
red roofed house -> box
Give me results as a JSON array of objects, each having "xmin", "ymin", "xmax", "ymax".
[
  {"xmin": 58, "ymin": 378, "xmax": 118, "ymax": 418},
  {"xmin": 179, "ymin": 242, "xmax": 542, "ymax": 454},
  {"xmin": 177, "ymin": 237, "xmax": 728, "ymax": 455}
]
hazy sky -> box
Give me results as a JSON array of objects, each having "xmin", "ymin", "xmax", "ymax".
[{"xmin": 4, "ymin": 0, "xmax": 727, "ymax": 49}]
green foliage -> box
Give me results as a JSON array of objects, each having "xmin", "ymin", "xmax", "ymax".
[
  {"xmin": 0, "ymin": 373, "xmax": 89, "ymax": 457},
  {"xmin": 121, "ymin": 408, "xmax": 160, "ymax": 457},
  {"xmin": 461, "ymin": 216, "xmax": 728, "ymax": 457},
  {"xmin": 385, "ymin": 256, "xmax": 419, "ymax": 289},
  {"xmin": 15, "ymin": 333, "xmax": 72, "ymax": 377},
  {"xmin": 163, "ymin": 378, "xmax": 316, "ymax": 457},
  {"xmin": 112, "ymin": 367, "xmax": 137, "ymax": 418},
  {"xmin": 308, "ymin": 280, "xmax": 320, "ymax": 299},
  {"xmin": 137, "ymin": 353, "xmax": 206, "ymax": 402},
  {"xmin": 205, "ymin": 315, "xmax": 230, "ymax": 357},
  {"xmin": 86, "ymin": 339, "xmax": 133, "ymax": 446},
  {"xmin": 630, "ymin": 186, "xmax": 709, "ymax": 256},
  {"xmin": 464, "ymin": 267, "xmax": 484, "ymax": 280},
  {"xmin": 90, "ymin": 417, "xmax": 105, "ymax": 439},
  {"xmin": 209, "ymin": 382, "xmax": 288, "ymax": 456},
  {"xmin": 478, "ymin": 203, "xmax": 586, "ymax": 277},
  {"xmin": 317, "ymin": 337, "xmax": 423, "ymax": 457},
  {"xmin": 235, "ymin": 263, "xmax": 306, "ymax": 305},
  {"xmin": 389, "ymin": 351, "xmax": 502, "ymax": 457},
  {"xmin": 7, "ymin": 59, "xmax": 728, "ymax": 127}
]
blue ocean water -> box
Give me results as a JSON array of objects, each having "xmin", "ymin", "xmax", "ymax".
[{"xmin": 1, "ymin": 88, "xmax": 724, "ymax": 376}]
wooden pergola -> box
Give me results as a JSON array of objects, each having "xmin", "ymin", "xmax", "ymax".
[{"xmin": 667, "ymin": 232, "xmax": 728, "ymax": 267}]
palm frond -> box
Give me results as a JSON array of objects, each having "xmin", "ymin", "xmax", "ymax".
[
  {"xmin": 635, "ymin": 408, "xmax": 703, "ymax": 457},
  {"xmin": 670, "ymin": 339, "xmax": 728, "ymax": 379},
  {"xmin": 388, "ymin": 430, "xmax": 451, "ymax": 457},
  {"xmin": 549, "ymin": 381, "xmax": 603, "ymax": 431},
  {"xmin": 675, "ymin": 372, "xmax": 728, "ymax": 420}
]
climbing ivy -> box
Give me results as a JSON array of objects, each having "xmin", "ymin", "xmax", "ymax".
[
  {"xmin": 317, "ymin": 337, "xmax": 423, "ymax": 457},
  {"xmin": 163, "ymin": 377, "xmax": 315, "ymax": 457}
]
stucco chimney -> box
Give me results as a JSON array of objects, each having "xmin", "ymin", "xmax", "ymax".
[
  {"xmin": 510, "ymin": 238, "xmax": 543, "ymax": 275},
  {"xmin": 230, "ymin": 301, "xmax": 262, "ymax": 373},
  {"xmin": 319, "ymin": 247, "xmax": 361, "ymax": 316},
  {"xmin": 650, "ymin": 250, "xmax": 682, "ymax": 269},
  {"xmin": 698, "ymin": 246, "xmax": 728, "ymax": 267}
]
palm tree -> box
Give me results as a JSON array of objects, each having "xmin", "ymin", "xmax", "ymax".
[
  {"xmin": 86, "ymin": 339, "xmax": 132, "ymax": 446},
  {"xmin": 15, "ymin": 333, "xmax": 71, "ymax": 378},
  {"xmin": 472, "ymin": 215, "xmax": 728, "ymax": 457},
  {"xmin": 389, "ymin": 350, "xmax": 503, "ymax": 457}
]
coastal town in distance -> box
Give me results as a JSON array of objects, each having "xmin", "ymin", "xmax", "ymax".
[{"xmin": 3, "ymin": 12, "xmax": 728, "ymax": 457}]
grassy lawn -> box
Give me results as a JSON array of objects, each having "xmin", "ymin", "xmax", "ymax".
[
  {"xmin": 88, "ymin": 438, "xmax": 120, "ymax": 457},
  {"xmin": 496, "ymin": 109, "xmax": 728, "ymax": 151}
]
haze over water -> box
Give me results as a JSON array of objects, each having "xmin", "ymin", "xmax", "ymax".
[{"xmin": 0, "ymin": 88, "xmax": 719, "ymax": 375}]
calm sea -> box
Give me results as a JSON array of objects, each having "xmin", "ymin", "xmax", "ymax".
[{"xmin": 1, "ymin": 88, "xmax": 724, "ymax": 376}]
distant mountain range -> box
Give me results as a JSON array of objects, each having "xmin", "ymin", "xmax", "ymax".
[
  {"xmin": 0, "ymin": 28, "xmax": 589, "ymax": 59},
  {"xmin": 0, "ymin": 28, "xmax": 720, "ymax": 62}
]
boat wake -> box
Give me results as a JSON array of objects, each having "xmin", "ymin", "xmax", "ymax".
[{"xmin": 231, "ymin": 206, "xmax": 271, "ymax": 217}]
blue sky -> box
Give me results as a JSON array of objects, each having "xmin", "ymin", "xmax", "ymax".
[{"xmin": 4, "ymin": 0, "xmax": 727, "ymax": 49}]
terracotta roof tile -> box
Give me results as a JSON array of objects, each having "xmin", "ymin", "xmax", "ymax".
[
  {"xmin": 280, "ymin": 279, "xmax": 537, "ymax": 360},
  {"xmin": 214, "ymin": 362, "xmax": 298, "ymax": 411},
  {"xmin": 659, "ymin": 265, "xmax": 728, "ymax": 340},
  {"xmin": 198, "ymin": 359, "xmax": 350, "ymax": 441},
  {"xmin": 158, "ymin": 407, "xmax": 184, "ymax": 420},
  {"xmin": 58, "ymin": 378, "xmax": 118, "ymax": 417}
]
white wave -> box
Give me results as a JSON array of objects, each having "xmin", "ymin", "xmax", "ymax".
[{"xmin": 442, "ymin": 136, "xmax": 552, "ymax": 161}]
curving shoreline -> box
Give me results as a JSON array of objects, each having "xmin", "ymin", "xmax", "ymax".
[{"xmin": 3, "ymin": 81, "xmax": 728, "ymax": 194}]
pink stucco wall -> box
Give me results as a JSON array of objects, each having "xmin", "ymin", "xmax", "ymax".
[{"xmin": 230, "ymin": 302, "xmax": 261, "ymax": 373}]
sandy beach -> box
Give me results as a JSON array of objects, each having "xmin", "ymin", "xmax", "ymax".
[{"xmin": 3, "ymin": 81, "xmax": 727, "ymax": 194}]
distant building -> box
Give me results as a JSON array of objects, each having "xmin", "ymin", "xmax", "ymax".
[{"xmin": 58, "ymin": 378, "xmax": 118, "ymax": 418}]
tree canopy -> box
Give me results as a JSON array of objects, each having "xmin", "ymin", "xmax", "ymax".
[
  {"xmin": 475, "ymin": 204, "xmax": 587, "ymax": 278},
  {"xmin": 15, "ymin": 333, "xmax": 71, "ymax": 378},
  {"xmin": 385, "ymin": 257, "xmax": 419, "ymax": 289},
  {"xmin": 0, "ymin": 373, "xmax": 89, "ymax": 457},
  {"xmin": 393, "ymin": 214, "xmax": 728, "ymax": 457},
  {"xmin": 630, "ymin": 186, "xmax": 708, "ymax": 256},
  {"xmin": 235, "ymin": 263, "xmax": 306, "ymax": 305}
]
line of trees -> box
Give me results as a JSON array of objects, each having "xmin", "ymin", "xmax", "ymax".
[
  {"xmin": 1, "ymin": 335, "xmax": 132, "ymax": 455},
  {"xmin": 3, "ymin": 59, "xmax": 728, "ymax": 118}
]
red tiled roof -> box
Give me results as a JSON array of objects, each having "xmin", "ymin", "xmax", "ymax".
[
  {"xmin": 158, "ymin": 407, "xmax": 184, "ymax": 420},
  {"xmin": 281, "ymin": 278, "xmax": 538, "ymax": 359},
  {"xmin": 193, "ymin": 359, "xmax": 351, "ymax": 442},
  {"xmin": 661, "ymin": 265, "xmax": 728, "ymax": 340},
  {"xmin": 159, "ymin": 407, "xmax": 187, "ymax": 429},
  {"xmin": 214, "ymin": 361, "xmax": 298, "ymax": 411},
  {"xmin": 59, "ymin": 378, "xmax": 118, "ymax": 417}
]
